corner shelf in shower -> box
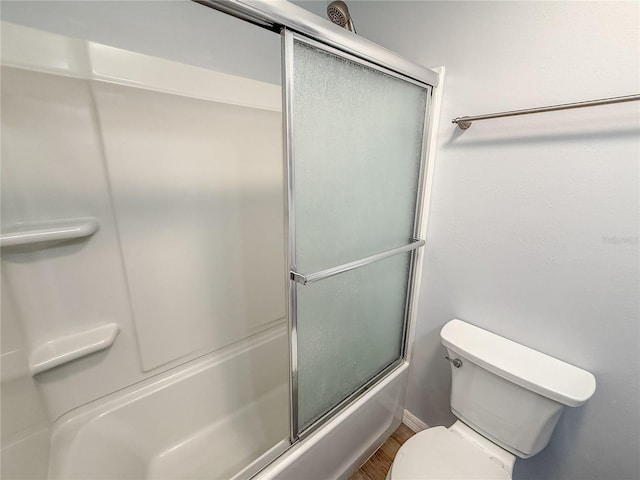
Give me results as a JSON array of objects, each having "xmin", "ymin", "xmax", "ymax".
[
  {"xmin": 29, "ymin": 323, "xmax": 120, "ymax": 375},
  {"xmin": 0, "ymin": 218, "xmax": 99, "ymax": 248}
]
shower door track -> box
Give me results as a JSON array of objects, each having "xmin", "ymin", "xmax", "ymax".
[
  {"xmin": 193, "ymin": 0, "xmax": 439, "ymax": 87},
  {"xmin": 194, "ymin": 0, "xmax": 438, "ymax": 457}
]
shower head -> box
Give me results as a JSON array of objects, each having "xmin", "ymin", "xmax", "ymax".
[{"xmin": 327, "ymin": 1, "xmax": 356, "ymax": 33}]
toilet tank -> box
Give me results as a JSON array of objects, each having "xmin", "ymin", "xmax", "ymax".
[{"xmin": 440, "ymin": 320, "xmax": 596, "ymax": 458}]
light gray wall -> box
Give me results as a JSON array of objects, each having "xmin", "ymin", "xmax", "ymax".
[
  {"xmin": 297, "ymin": 1, "xmax": 640, "ymax": 479},
  {"xmin": 0, "ymin": 0, "xmax": 281, "ymax": 84}
]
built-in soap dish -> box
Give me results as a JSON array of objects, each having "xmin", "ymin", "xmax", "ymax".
[
  {"xmin": 1, "ymin": 217, "xmax": 99, "ymax": 248},
  {"xmin": 29, "ymin": 323, "xmax": 119, "ymax": 375}
]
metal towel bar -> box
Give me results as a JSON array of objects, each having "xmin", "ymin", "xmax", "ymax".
[
  {"xmin": 291, "ymin": 239, "xmax": 425, "ymax": 285},
  {"xmin": 452, "ymin": 94, "xmax": 640, "ymax": 129}
]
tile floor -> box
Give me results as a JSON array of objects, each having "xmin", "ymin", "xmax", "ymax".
[{"xmin": 348, "ymin": 424, "xmax": 416, "ymax": 480}]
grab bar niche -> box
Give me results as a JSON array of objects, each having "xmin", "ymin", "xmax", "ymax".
[{"xmin": 29, "ymin": 323, "xmax": 120, "ymax": 375}]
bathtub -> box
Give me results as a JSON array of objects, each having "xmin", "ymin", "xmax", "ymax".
[
  {"xmin": 48, "ymin": 324, "xmax": 289, "ymax": 480},
  {"xmin": 47, "ymin": 319, "xmax": 408, "ymax": 480},
  {"xmin": 257, "ymin": 364, "xmax": 408, "ymax": 480}
]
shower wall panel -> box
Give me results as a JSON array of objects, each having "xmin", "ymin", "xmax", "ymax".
[
  {"xmin": 0, "ymin": 64, "xmax": 144, "ymax": 419},
  {"xmin": 1, "ymin": 23, "xmax": 288, "ymax": 478},
  {"xmin": 93, "ymin": 79, "xmax": 285, "ymax": 371},
  {"xmin": 0, "ymin": 282, "xmax": 50, "ymax": 479}
]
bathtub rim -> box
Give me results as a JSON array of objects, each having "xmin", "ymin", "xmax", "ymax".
[{"xmin": 252, "ymin": 362, "xmax": 409, "ymax": 480}]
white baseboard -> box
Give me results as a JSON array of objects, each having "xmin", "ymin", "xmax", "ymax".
[{"xmin": 402, "ymin": 409, "xmax": 429, "ymax": 432}]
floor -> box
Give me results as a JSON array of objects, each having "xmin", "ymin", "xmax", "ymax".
[{"xmin": 348, "ymin": 424, "xmax": 416, "ymax": 480}]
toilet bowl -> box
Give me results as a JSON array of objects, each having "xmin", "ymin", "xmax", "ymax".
[
  {"xmin": 387, "ymin": 319, "xmax": 596, "ymax": 479},
  {"xmin": 387, "ymin": 422, "xmax": 514, "ymax": 480}
]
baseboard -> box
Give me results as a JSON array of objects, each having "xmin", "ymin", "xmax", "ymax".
[{"xmin": 402, "ymin": 409, "xmax": 429, "ymax": 432}]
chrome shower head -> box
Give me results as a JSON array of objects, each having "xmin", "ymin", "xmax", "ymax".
[{"xmin": 327, "ymin": 1, "xmax": 356, "ymax": 33}]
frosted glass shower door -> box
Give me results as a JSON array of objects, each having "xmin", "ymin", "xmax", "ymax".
[{"xmin": 284, "ymin": 32, "xmax": 431, "ymax": 436}]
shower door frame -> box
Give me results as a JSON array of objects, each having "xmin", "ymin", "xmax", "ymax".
[
  {"xmin": 283, "ymin": 30, "xmax": 434, "ymax": 441},
  {"xmin": 195, "ymin": 0, "xmax": 439, "ymax": 449}
]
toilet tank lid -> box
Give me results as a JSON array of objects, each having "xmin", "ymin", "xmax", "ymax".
[{"xmin": 441, "ymin": 319, "xmax": 596, "ymax": 407}]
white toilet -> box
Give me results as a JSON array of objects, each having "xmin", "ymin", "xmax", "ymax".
[{"xmin": 387, "ymin": 319, "xmax": 596, "ymax": 479}]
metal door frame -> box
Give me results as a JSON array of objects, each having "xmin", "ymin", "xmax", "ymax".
[{"xmin": 283, "ymin": 30, "xmax": 434, "ymax": 440}]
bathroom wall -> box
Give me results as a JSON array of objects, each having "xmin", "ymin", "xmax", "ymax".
[{"xmin": 293, "ymin": 1, "xmax": 639, "ymax": 479}]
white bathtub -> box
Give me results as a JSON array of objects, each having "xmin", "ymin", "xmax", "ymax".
[
  {"xmin": 47, "ymin": 321, "xmax": 408, "ymax": 480},
  {"xmin": 256, "ymin": 364, "xmax": 408, "ymax": 480},
  {"xmin": 48, "ymin": 325, "xmax": 289, "ymax": 480}
]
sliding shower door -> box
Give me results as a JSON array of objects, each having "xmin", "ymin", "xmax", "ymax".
[{"xmin": 283, "ymin": 31, "xmax": 431, "ymax": 437}]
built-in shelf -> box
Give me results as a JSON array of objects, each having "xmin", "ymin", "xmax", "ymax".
[
  {"xmin": 29, "ymin": 323, "xmax": 119, "ymax": 376},
  {"xmin": 0, "ymin": 218, "xmax": 99, "ymax": 248}
]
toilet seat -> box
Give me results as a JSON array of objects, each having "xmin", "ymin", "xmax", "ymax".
[{"xmin": 389, "ymin": 427, "xmax": 511, "ymax": 480}]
